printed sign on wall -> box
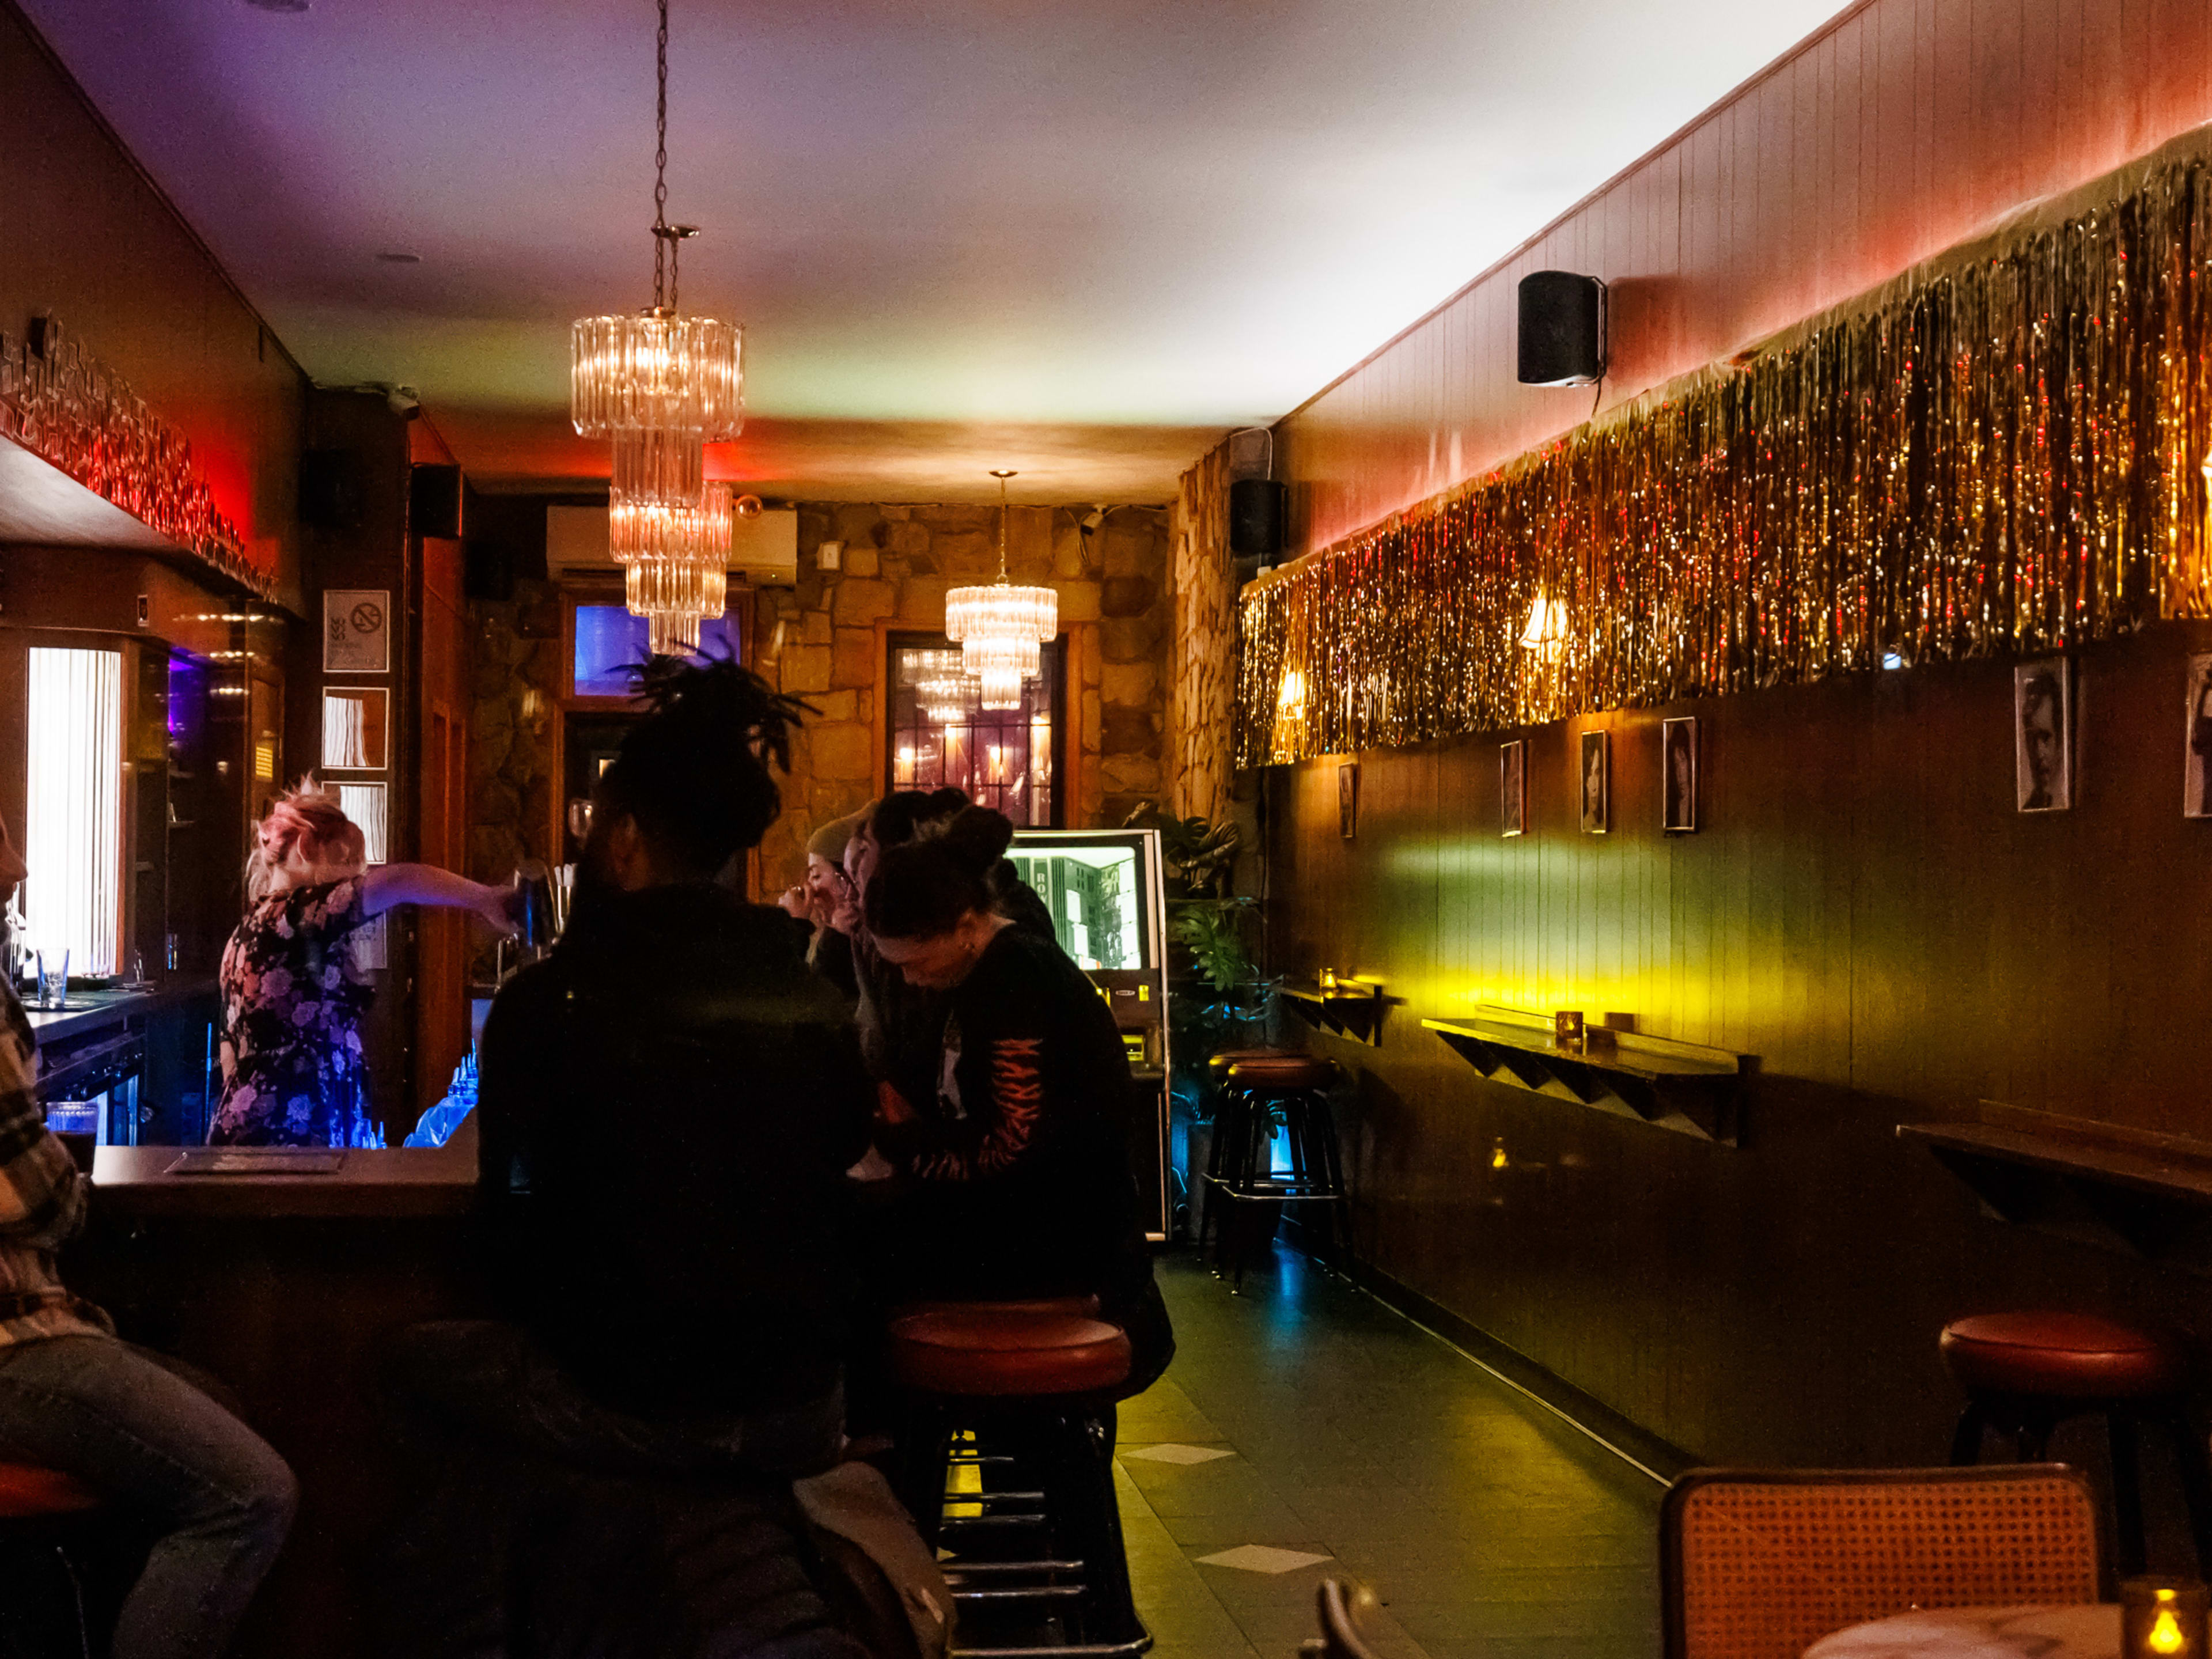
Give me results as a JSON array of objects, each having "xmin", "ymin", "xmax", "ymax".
[{"xmin": 323, "ymin": 589, "xmax": 390, "ymax": 674}]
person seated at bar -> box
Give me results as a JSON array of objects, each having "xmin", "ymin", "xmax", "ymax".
[
  {"xmin": 210, "ymin": 783, "xmax": 519, "ymax": 1147},
  {"xmin": 832, "ymin": 789, "xmax": 1054, "ymax": 1119},
  {"xmin": 861, "ymin": 805, "xmax": 1172, "ymax": 1393},
  {"xmin": 0, "ymin": 808, "xmax": 298, "ymax": 1659},
  {"xmin": 382, "ymin": 660, "xmax": 878, "ymax": 1657},
  {"xmin": 778, "ymin": 803, "xmax": 871, "ymax": 986}
]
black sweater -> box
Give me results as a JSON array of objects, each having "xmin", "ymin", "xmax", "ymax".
[{"xmin": 478, "ymin": 883, "xmax": 873, "ymax": 1418}]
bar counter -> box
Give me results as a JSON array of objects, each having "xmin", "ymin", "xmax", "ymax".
[{"xmin": 66, "ymin": 1127, "xmax": 489, "ymax": 1658}]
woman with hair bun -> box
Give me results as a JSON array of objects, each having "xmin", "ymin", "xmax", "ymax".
[
  {"xmin": 863, "ymin": 805, "xmax": 1172, "ymax": 1393},
  {"xmin": 210, "ymin": 783, "xmax": 519, "ymax": 1147}
]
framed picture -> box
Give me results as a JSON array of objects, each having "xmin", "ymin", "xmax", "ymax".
[
  {"xmin": 320, "ymin": 687, "xmax": 389, "ymax": 771},
  {"xmin": 1662, "ymin": 717, "xmax": 1698, "ymax": 833},
  {"xmin": 1500, "ymin": 741, "xmax": 1526, "ymax": 837},
  {"xmin": 323, "ymin": 589, "xmax": 390, "ymax": 674},
  {"xmin": 1579, "ymin": 730, "xmax": 1608, "ymax": 834},
  {"xmin": 334, "ymin": 782, "xmax": 389, "ymax": 865},
  {"xmin": 2187, "ymin": 653, "xmax": 2212, "ymax": 819},
  {"xmin": 1338, "ymin": 762, "xmax": 1359, "ymax": 839},
  {"xmin": 2014, "ymin": 658, "xmax": 2070, "ymax": 812}
]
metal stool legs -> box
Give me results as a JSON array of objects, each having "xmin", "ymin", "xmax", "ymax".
[
  {"xmin": 1950, "ymin": 1391, "xmax": 2212, "ymax": 1578},
  {"xmin": 898, "ymin": 1403, "xmax": 1150, "ymax": 1657}
]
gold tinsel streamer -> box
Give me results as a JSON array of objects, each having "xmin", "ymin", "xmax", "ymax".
[{"xmin": 1238, "ymin": 161, "xmax": 2212, "ymax": 767}]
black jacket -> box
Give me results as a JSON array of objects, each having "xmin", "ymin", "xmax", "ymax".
[{"xmin": 478, "ymin": 882, "xmax": 873, "ymax": 1419}]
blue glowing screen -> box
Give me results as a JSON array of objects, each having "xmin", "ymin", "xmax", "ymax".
[{"xmin": 573, "ymin": 607, "xmax": 740, "ymax": 696}]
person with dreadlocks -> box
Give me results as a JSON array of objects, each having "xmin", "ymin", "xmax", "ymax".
[{"xmin": 380, "ymin": 659, "xmax": 887, "ymax": 1659}]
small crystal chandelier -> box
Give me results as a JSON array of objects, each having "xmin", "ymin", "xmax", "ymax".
[
  {"xmin": 945, "ymin": 470, "xmax": 1058, "ymax": 710},
  {"xmin": 908, "ymin": 649, "xmax": 978, "ymax": 723},
  {"xmin": 612, "ymin": 482, "xmax": 732, "ymax": 657},
  {"xmin": 570, "ymin": 0, "xmax": 744, "ymax": 480}
]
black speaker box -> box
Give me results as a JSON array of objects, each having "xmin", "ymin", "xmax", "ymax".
[
  {"xmin": 410, "ymin": 464, "xmax": 463, "ymax": 539},
  {"xmin": 299, "ymin": 448, "xmax": 365, "ymax": 531},
  {"xmin": 1517, "ymin": 270, "xmax": 1607, "ymax": 387},
  {"xmin": 1229, "ymin": 478, "xmax": 1287, "ymax": 558}
]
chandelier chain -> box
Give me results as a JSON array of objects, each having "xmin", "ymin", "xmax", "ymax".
[
  {"xmin": 652, "ymin": 0, "xmax": 670, "ymax": 308},
  {"xmin": 993, "ymin": 468, "xmax": 1016, "ymax": 584}
]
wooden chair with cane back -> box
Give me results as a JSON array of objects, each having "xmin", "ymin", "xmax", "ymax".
[{"xmin": 1661, "ymin": 1464, "xmax": 2101, "ymax": 1659}]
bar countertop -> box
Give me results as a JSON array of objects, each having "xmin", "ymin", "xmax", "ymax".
[
  {"xmin": 25, "ymin": 979, "xmax": 218, "ymax": 1043},
  {"xmin": 89, "ymin": 1122, "xmax": 478, "ymax": 1220}
]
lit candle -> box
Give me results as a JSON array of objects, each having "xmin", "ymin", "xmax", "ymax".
[{"xmin": 2126, "ymin": 1578, "xmax": 2209, "ymax": 1659}]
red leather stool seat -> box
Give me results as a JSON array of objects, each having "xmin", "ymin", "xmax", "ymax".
[
  {"xmin": 888, "ymin": 1306, "xmax": 1132, "ymax": 1399},
  {"xmin": 0, "ymin": 1463, "xmax": 99, "ymax": 1520},
  {"xmin": 1209, "ymin": 1047, "xmax": 1297, "ymax": 1078},
  {"xmin": 1941, "ymin": 1312, "xmax": 2189, "ymax": 1399},
  {"xmin": 1224, "ymin": 1054, "xmax": 1338, "ymax": 1092}
]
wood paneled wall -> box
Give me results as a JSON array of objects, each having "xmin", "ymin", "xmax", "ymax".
[
  {"xmin": 1266, "ymin": 622, "xmax": 2212, "ymax": 1464},
  {"xmin": 1277, "ymin": 0, "xmax": 2212, "ymax": 560}
]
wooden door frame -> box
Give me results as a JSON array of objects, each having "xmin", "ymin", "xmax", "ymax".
[{"xmin": 869, "ymin": 619, "xmax": 1097, "ymax": 824}]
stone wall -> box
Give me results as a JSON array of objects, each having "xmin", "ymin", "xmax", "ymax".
[
  {"xmin": 752, "ymin": 502, "xmax": 1173, "ymax": 893},
  {"xmin": 466, "ymin": 579, "xmax": 562, "ymax": 885},
  {"xmin": 461, "ymin": 501, "xmax": 1176, "ymax": 904},
  {"xmin": 1169, "ymin": 441, "xmax": 1236, "ymax": 827}
]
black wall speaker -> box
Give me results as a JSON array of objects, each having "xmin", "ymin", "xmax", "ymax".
[
  {"xmin": 1229, "ymin": 478, "xmax": 1287, "ymax": 558},
  {"xmin": 300, "ymin": 448, "xmax": 366, "ymax": 531},
  {"xmin": 410, "ymin": 463, "xmax": 463, "ymax": 539},
  {"xmin": 1517, "ymin": 270, "xmax": 1607, "ymax": 387}
]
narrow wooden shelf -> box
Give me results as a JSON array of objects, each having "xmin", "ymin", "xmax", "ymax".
[
  {"xmin": 1422, "ymin": 1007, "xmax": 1748, "ymax": 1146},
  {"xmin": 1900, "ymin": 1104, "xmax": 2212, "ymax": 1273},
  {"xmin": 1281, "ymin": 978, "xmax": 1387, "ymax": 1045}
]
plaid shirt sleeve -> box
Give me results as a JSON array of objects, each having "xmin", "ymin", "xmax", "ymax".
[{"xmin": 0, "ymin": 984, "xmax": 84, "ymax": 1251}]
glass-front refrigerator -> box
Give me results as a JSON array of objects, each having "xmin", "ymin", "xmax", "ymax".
[{"xmin": 1008, "ymin": 828, "xmax": 1170, "ymax": 1241}]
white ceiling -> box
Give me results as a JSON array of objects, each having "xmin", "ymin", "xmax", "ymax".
[{"xmin": 18, "ymin": 0, "xmax": 1857, "ymax": 502}]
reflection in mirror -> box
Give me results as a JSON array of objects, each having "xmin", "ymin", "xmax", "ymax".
[{"xmin": 322, "ymin": 687, "xmax": 389, "ymax": 771}]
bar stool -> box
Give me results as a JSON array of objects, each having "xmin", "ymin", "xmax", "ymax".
[
  {"xmin": 1941, "ymin": 1310, "xmax": 2212, "ymax": 1576},
  {"xmin": 1202, "ymin": 1053, "xmax": 1346, "ymax": 1290},
  {"xmin": 887, "ymin": 1302, "xmax": 1147, "ymax": 1657},
  {"xmin": 0, "ymin": 1461, "xmax": 103, "ymax": 1659}
]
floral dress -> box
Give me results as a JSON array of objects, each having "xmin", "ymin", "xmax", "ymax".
[{"xmin": 209, "ymin": 878, "xmax": 380, "ymax": 1147}]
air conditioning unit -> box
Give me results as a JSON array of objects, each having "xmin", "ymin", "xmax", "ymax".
[{"xmin": 544, "ymin": 504, "xmax": 798, "ymax": 585}]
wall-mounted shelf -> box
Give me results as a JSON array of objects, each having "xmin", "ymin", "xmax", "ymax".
[
  {"xmin": 1422, "ymin": 1007, "xmax": 1748, "ymax": 1145},
  {"xmin": 1281, "ymin": 978, "xmax": 1387, "ymax": 1045},
  {"xmin": 1900, "ymin": 1104, "xmax": 2212, "ymax": 1274}
]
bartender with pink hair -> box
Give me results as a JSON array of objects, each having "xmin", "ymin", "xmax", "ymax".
[{"xmin": 210, "ymin": 783, "xmax": 517, "ymax": 1147}]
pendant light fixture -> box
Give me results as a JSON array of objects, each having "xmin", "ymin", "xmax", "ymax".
[
  {"xmin": 945, "ymin": 471, "xmax": 1058, "ymax": 710},
  {"xmin": 571, "ymin": 0, "xmax": 744, "ymax": 491},
  {"xmin": 612, "ymin": 482, "xmax": 733, "ymax": 658}
]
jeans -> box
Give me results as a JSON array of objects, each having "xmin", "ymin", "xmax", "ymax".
[{"xmin": 0, "ymin": 1336, "xmax": 298, "ymax": 1659}]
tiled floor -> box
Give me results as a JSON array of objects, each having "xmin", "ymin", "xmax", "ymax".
[{"xmin": 1116, "ymin": 1248, "xmax": 1663, "ymax": 1659}]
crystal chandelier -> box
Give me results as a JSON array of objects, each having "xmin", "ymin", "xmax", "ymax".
[
  {"xmin": 611, "ymin": 483, "xmax": 732, "ymax": 657},
  {"xmin": 945, "ymin": 471, "xmax": 1058, "ymax": 710},
  {"xmin": 572, "ymin": 0, "xmax": 744, "ymax": 612}
]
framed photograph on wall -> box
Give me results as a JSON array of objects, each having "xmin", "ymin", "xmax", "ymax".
[
  {"xmin": 334, "ymin": 782, "xmax": 389, "ymax": 865},
  {"xmin": 320, "ymin": 687, "xmax": 389, "ymax": 771},
  {"xmin": 1338, "ymin": 762, "xmax": 1358, "ymax": 839},
  {"xmin": 2187, "ymin": 653, "xmax": 2212, "ymax": 819},
  {"xmin": 323, "ymin": 589, "xmax": 390, "ymax": 674},
  {"xmin": 1500, "ymin": 741, "xmax": 1526, "ymax": 837},
  {"xmin": 1662, "ymin": 717, "xmax": 1698, "ymax": 833},
  {"xmin": 2014, "ymin": 658, "xmax": 2070, "ymax": 812},
  {"xmin": 1579, "ymin": 730, "xmax": 1608, "ymax": 834}
]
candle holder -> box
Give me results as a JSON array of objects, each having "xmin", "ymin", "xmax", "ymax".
[{"xmin": 2124, "ymin": 1577, "xmax": 2209, "ymax": 1659}]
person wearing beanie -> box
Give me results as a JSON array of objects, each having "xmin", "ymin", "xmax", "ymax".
[{"xmin": 781, "ymin": 804, "xmax": 873, "ymax": 979}]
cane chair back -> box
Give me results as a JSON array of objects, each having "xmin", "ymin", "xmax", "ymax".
[
  {"xmin": 1298, "ymin": 1579, "xmax": 1382, "ymax": 1659},
  {"xmin": 1661, "ymin": 1464, "xmax": 2100, "ymax": 1659}
]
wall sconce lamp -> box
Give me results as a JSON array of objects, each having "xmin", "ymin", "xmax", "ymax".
[{"xmin": 1518, "ymin": 592, "xmax": 1569, "ymax": 662}]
